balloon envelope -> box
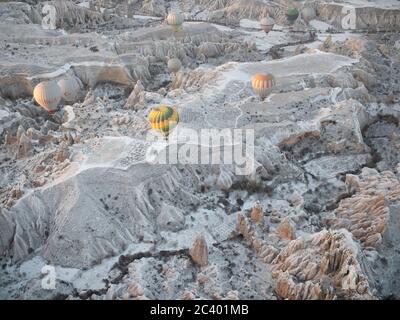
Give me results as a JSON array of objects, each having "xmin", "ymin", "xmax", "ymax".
[
  {"xmin": 167, "ymin": 58, "xmax": 182, "ymax": 74},
  {"xmin": 251, "ymin": 73, "xmax": 276, "ymax": 99},
  {"xmin": 302, "ymin": 7, "xmax": 316, "ymax": 21},
  {"xmin": 260, "ymin": 16, "xmax": 275, "ymax": 33},
  {"xmin": 33, "ymin": 80, "xmax": 62, "ymax": 113},
  {"xmin": 166, "ymin": 12, "xmax": 184, "ymax": 31},
  {"xmin": 286, "ymin": 7, "xmax": 299, "ymax": 22},
  {"xmin": 148, "ymin": 105, "xmax": 179, "ymax": 136},
  {"xmin": 57, "ymin": 76, "xmax": 80, "ymax": 102}
]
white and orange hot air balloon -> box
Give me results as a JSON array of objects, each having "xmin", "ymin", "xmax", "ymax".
[
  {"xmin": 57, "ymin": 76, "xmax": 81, "ymax": 102},
  {"xmin": 33, "ymin": 80, "xmax": 62, "ymax": 113},
  {"xmin": 251, "ymin": 73, "xmax": 276, "ymax": 99},
  {"xmin": 260, "ymin": 16, "xmax": 275, "ymax": 33},
  {"xmin": 166, "ymin": 11, "xmax": 184, "ymax": 32}
]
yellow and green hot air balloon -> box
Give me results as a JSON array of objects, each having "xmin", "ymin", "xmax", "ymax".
[
  {"xmin": 148, "ymin": 105, "xmax": 179, "ymax": 137},
  {"xmin": 286, "ymin": 7, "xmax": 300, "ymax": 24}
]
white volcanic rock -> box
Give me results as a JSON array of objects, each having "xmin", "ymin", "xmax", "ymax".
[
  {"xmin": 115, "ymin": 22, "xmax": 262, "ymax": 65},
  {"xmin": 0, "ymin": 2, "xmax": 40, "ymax": 25},
  {"xmin": 172, "ymin": 51, "xmax": 359, "ymax": 145},
  {"xmin": 316, "ymin": 0, "xmax": 400, "ymax": 30},
  {"xmin": 237, "ymin": 212, "xmax": 375, "ymax": 299},
  {"xmin": 0, "ymin": 75, "xmax": 33, "ymax": 99},
  {"xmin": 189, "ymin": 234, "xmax": 209, "ymax": 266},
  {"xmin": 157, "ymin": 203, "xmax": 186, "ymax": 231},
  {"xmin": 124, "ymin": 80, "xmax": 145, "ymax": 109},
  {"xmin": 16, "ymin": 131, "xmax": 33, "ymax": 159},
  {"xmin": 271, "ymin": 229, "xmax": 373, "ymax": 300},
  {"xmin": 216, "ymin": 167, "xmax": 234, "ymax": 191},
  {"xmin": 0, "ymin": 23, "xmax": 145, "ymax": 97},
  {"xmin": 0, "ymin": 137, "xmax": 201, "ymax": 268},
  {"xmin": 250, "ymin": 201, "xmax": 263, "ymax": 223},
  {"xmin": 43, "ymin": 1, "xmax": 106, "ymax": 27},
  {"xmin": 303, "ymin": 154, "xmax": 369, "ymax": 179},
  {"xmin": 275, "ymin": 217, "xmax": 296, "ymax": 240},
  {"xmin": 325, "ymin": 168, "xmax": 400, "ymax": 248}
]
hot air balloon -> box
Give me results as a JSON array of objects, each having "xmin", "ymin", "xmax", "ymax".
[
  {"xmin": 167, "ymin": 58, "xmax": 182, "ymax": 74},
  {"xmin": 260, "ymin": 16, "xmax": 275, "ymax": 33},
  {"xmin": 301, "ymin": 7, "xmax": 316, "ymax": 22},
  {"xmin": 57, "ymin": 76, "xmax": 80, "ymax": 102},
  {"xmin": 251, "ymin": 73, "xmax": 276, "ymax": 99},
  {"xmin": 148, "ymin": 105, "xmax": 179, "ymax": 137},
  {"xmin": 33, "ymin": 80, "xmax": 62, "ymax": 113},
  {"xmin": 166, "ymin": 11, "xmax": 184, "ymax": 32},
  {"xmin": 286, "ymin": 7, "xmax": 299, "ymax": 24}
]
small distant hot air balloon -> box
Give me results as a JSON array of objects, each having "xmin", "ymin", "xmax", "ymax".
[
  {"xmin": 167, "ymin": 58, "xmax": 182, "ymax": 74},
  {"xmin": 260, "ymin": 16, "xmax": 275, "ymax": 33},
  {"xmin": 148, "ymin": 105, "xmax": 179, "ymax": 137},
  {"xmin": 301, "ymin": 7, "xmax": 316, "ymax": 22},
  {"xmin": 57, "ymin": 76, "xmax": 80, "ymax": 102},
  {"xmin": 286, "ymin": 7, "xmax": 299, "ymax": 24},
  {"xmin": 251, "ymin": 73, "xmax": 276, "ymax": 99},
  {"xmin": 166, "ymin": 11, "xmax": 184, "ymax": 32},
  {"xmin": 33, "ymin": 80, "xmax": 62, "ymax": 113}
]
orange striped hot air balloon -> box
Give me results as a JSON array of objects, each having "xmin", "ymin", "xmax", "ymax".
[
  {"xmin": 148, "ymin": 105, "xmax": 179, "ymax": 137},
  {"xmin": 251, "ymin": 73, "xmax": 276, "ymax": 99},
  {"xmin": 33, "ymin": 80, "xmax": 62, "ymax": 113}
]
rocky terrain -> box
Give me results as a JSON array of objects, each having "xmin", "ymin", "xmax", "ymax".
[{"xmin": 0, "ymin": 0, "xmax": 399, "ymax": 300}]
